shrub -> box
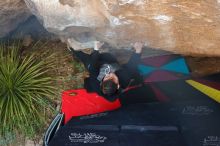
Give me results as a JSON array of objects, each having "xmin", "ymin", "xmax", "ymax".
[{"xmin": 0, "ymin": 43, "xmax": 56, "ymax": 138}]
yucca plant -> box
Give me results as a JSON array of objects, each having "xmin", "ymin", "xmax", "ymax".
[{"xmin": 0, "ymin": 43, "xmax": 56, "ymax": 138}]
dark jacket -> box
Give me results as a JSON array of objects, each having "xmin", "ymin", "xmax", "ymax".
[{"xmin": 84, "ymin": 51, "xmax": 142, "ymax": 101}]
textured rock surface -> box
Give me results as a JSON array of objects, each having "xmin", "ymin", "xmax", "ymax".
[
  {"xmin": 24, "ymin": 0, "xmax": 220, "ymax": 56},
  {"xmin": 0, "ymin": 0, "xmax": 31, "ymax": 38},
  {"xmin": 9, "ymin": 16, "xmax": 57, "ymax": 40}
]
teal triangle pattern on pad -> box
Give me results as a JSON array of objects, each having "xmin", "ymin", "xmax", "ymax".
[
  {"xmin": 138, "ymin": 55, "xmax": 190, "ymax": 82},
  {"xmin": 161, "ymin": 58, "xmax": 190, "ymax": 74},
  {"xmin": 138, "ymin": 64, "xmax": 155, "ymax": 75}
]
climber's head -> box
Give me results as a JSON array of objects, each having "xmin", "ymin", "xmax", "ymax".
[{"xmin": 101, "ymin": 73, "xmax": 119, "ymax": 96}]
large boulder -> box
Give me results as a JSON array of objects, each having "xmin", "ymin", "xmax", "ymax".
[
  {"xmin": 25, "ymin": 0, "xmax": 220, "ymax": 56},
  {"xmin": 0, "ymin": 0, "xmax": 32, "ymax": 38}
]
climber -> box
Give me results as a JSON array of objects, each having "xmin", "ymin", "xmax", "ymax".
[{"xmin": 67, "ymin": 40, "xmax": 144, "ymax": 101}]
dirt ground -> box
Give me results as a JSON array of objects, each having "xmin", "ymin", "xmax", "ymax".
[{"xmin": 9, "ymin": 40, "xmax": 220, "ymax": 146}]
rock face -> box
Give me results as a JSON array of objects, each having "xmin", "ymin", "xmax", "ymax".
[
  {"xmin": 10, "ymin": 16, "xmax": 57, "ymax": 40},
  {"xmin": 24, "ymin": 0, "xmax": 220, "ymax": 56},
  {"xmin": 0, "ymin": 0, "xmax": 31, "ymax": 38}
]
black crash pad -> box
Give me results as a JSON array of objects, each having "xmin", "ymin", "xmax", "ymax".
[{"xmin": 49, "ymin": 100, "xmax": 220, "ymax": 146}]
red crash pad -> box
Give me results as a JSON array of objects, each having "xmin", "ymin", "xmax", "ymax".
[{"xmin": 61, "ymin": 89, "xmax": 121, "ymax": 123}]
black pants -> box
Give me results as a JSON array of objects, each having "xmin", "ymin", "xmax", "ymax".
[
  {"xmin": 73, "ymin": 50, "xmax": 141, "ymax": 71},
  {"xmin": 72, "ymin": 50, "xmax": 118, "ymax": 74},
  {"xmin": 123, "ymin": 53, "xmax": 143, "ymax": 85},
  {"xmin": 124, "ymin": 53, "xmax": 141, "ymax": 74},
  {"xmin": 72, "ymin": 50, "xmax": 96, "ymax": 71},
  {"xmin": 72, "ymin": 50, "xmax": 142, "ymax": 80}
]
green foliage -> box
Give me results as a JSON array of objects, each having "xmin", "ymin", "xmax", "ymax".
[
  {"xmin": 72, "ymin": 60, "xmax": 85, "ymax": 73},
  {"xmin": 71, "ymin": 60, "xmax": 85, "ymax": 89},
  {"xmin": 0, "ymin": 43, "xmax": 56, "ymax": 138}
]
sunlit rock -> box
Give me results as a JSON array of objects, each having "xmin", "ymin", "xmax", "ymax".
[{"xmin": 24, "ymin": 0, "xmax": 220, "ymax": 56}]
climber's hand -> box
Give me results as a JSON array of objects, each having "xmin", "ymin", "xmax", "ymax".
[
  {"xmin": 94, "ymin": 41, "xmax": 104, "ymax": 51},
  {"xmin": 133, "ymin": 42, "xmax": 144, "ymax": 54}
]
